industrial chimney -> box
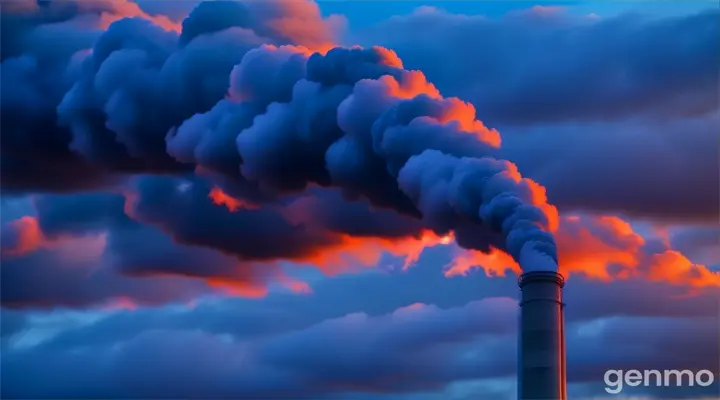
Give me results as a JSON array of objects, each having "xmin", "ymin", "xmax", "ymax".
[{"xmin": 518, "ymin": 271, "xmax": 567, "ymax": 400}]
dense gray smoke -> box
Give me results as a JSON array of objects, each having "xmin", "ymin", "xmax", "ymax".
[{"xmin": 1, "ymin": 0, "xmax": 559, "ymax": 272}]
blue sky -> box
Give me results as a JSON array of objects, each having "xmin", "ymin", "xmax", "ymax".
[{"xmin": 318, "ymin": 0, "xmax": 717, "ymax": 27}]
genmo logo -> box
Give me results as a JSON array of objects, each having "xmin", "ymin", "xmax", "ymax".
[{"xmin": 604, "ymin": 369, "xmax": 716, "ymax": 394}]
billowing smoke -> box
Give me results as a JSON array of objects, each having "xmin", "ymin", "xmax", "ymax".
[{"xmin": 1, "ymin": 0, "xmax": 559, "ymax": 272}]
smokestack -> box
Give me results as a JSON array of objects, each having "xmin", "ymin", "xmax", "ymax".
[{"xmin": 518, "ymin": 271, "xmax": 567, "ymax": 400}]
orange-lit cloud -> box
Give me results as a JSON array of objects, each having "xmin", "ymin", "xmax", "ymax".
[
  {"xmin": 2, "ymin": 216, "xmax": 107, "ymax": 263},
  {"xmin": 444, "ymin": 214, "xmax": 719, "ymax": 289},
  {"xmin": 122, "ymin": 189, "xmax": 140, "ymax": 220},
  {"xmin": 205, "ymin": 277, "xmax": 270, "ymax": 298},
  {"xmin": 2, "ymin": 216, "xmax": 45, "ymax": 257},
  {"xmin": 200, "ymin": 265, "xmax": 313, "ymax": 298},
  {"xmin": 277, "ymin": 275, "xmax": 314, "ymax": 294},
  {"xmin": 401, "ymin": 302, "xmax": 426, "ymax": 311},
  {"xmin": 102, "ymin": 296, "xmax": 138, "ymax": 311},
  {"xmin": 502, "ymin": 162, "xmax": 560, "ymax": 232},
  {"xmin": 444, "ymin": 246, "xmax": 521, "ymax": 278},
  {"xmin": 278, "ymin": 194, "xmax": 454, "ymax": 274},
  {"xmin": 262, "ymin": 0, "xmax": 344, "ymax": 54},
  {"xmin": 374, "ymin": 46, "xmax": 404, "ymax": 68},
  {"xmin": 209, "ymin": 186, "xmax": 260, "ymax": 212},
  {"xmin": 507, "ymin": 5, "xmax": 567, "ymax": 20},
  {"xmin": 370, "ymin": 70, "xmax": 503, "ymax": 149},
  {"xmin": 256, "ymin": 44, "xmax": 329, "ymax": 59},
  {"xmin": 525, "ymin": 179, "xmax": 560, "ymax": 233},
  {"xmin": 437, "ymin": 98, "xmax": 502, "ymax": 148},
  {"xmin": 556, "ymin": 215, "xmax": 645, "ymax": 280},
  {"xmin": 378, "ymin": 73, "xmax": 441, "ymax": 100},
  {"xmin": 295, "ymin": 230, "xmax": 452, "ymax": 275},
  {"xmin": 528, "ymin": 5, "xmax": 566, "ymax": 16},
  {"xmin": 95, "ymin": 0, "xmax": 181, "ymax": 32},
  {"xmin": 647, "ymin": 250, "xmax": 719, "ymax": 288},
  {"xmin": 76, "ymin": 181, "xmax": 720, "ymax": 296}
]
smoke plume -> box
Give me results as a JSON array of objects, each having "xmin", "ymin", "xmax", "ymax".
[{"xmin": 1, "ymin": 0, "xmax": 559, "ymax": 272}]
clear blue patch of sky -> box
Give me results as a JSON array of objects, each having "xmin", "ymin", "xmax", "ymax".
[{"xmin": 317, "ymin": 0, "xmax": 717, "ymax": 28}]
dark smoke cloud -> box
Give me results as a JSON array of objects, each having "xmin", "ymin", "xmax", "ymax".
[
  {"xmin": 0, "ymin": 178, "xmax": 440, "ymax": 308},
  {"xmin": 54, "ymin": 0, "xmax": 338, "ymax": 170},
  {"xmin": 9, "ymin": 187, "xmax": 715, "ymax": 309},
  {"xmin": 27, "ymin": 191, "xmax": 272, "ymax": 286},
  {"xmin": 126, "ymin": 174, "xmax": 341, "ymax": 262},
  {"xmin": 1, "ymin": 1, "xmax": 560, "ymax": 272},
  {"xmin": 0, "ymin": 0, "xmax": 173, "ymax": 192},
  {"xmin": 0, "ymin": 191, "xmax": 255, "ymax": 308},
  {"xmin": 0, "ymin": 10, "xmax": 111, "ymax": 192},
  {"xmin": 397, "ymin": 150, "xmax": 557, "ymax": 271},
  {"xmin": 171, "ymin": 43, "xmax": 555, "ymax": 270},
  {"xmin": 1, "ymin": 0, "xmax": 102, "ymax": 62},
  {"xmin": 32, "ymin": 192, "xmax": 133, "ymax": 236},
  {"xmin": 104, "ymin": 174, "xmax": 431, "ymax": 262},
  {"xmin": 1, "ymin": 0, "xmax": 337, "ymax": 191}
]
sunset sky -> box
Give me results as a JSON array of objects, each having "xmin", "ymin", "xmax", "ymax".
[{"xmin": 1, "ymin": 0, "xmax": 718, "ymax": 399}]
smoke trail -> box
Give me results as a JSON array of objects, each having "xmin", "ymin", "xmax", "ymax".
[
  {"xmin": 1, "ymin": 0, "xmax": 559, "ymax": 272},
  {"xmin": 169, "ymin": 43, "xmax": 560, "ymax": 272}
]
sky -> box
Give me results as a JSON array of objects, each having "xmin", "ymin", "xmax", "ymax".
[{"xmin": 0, "ymin": 0, "xmax": 718, "ymax": 399}]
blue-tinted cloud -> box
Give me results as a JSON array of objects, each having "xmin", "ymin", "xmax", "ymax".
[{"xmin": 357, "ymin": 6, "xmax": 718, "ymax": 125}]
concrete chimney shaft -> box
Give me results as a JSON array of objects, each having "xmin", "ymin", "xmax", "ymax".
[{"xmin": 518, "ymin": 271, "xmax": 567, "ymax": 400}]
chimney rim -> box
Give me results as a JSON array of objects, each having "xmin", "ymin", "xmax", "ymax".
[{"xmin": 518, "ymin": 270, "xmax": 565, "ymax": 288}]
